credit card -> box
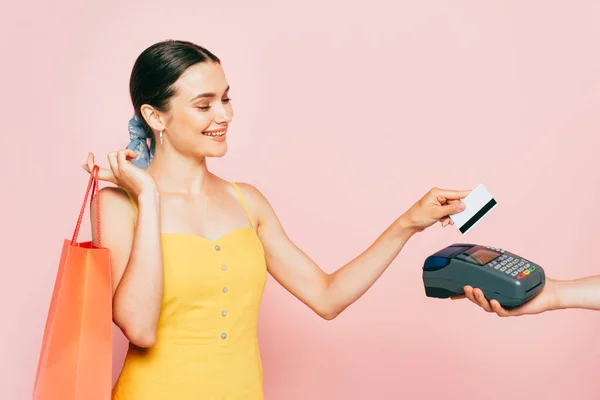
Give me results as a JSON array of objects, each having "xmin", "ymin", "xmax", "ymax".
[{"xmin": 450, "ymin": 184, "xmax": 497, "ymax": 234}]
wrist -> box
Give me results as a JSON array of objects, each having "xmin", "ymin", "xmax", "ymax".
[
  {"xmin": 137, "ymin": 187, "xmax": 160, "ymax": 203},
  {"xmin": 393, "ymin": 213, "xmax": 420, "ymax": 237},
  {"xmin": 548, "ymin": 278, "xmax": 567, "ymax": 311}
]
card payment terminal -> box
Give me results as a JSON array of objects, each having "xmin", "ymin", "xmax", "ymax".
[{"xmin": 422, "ymin": 244, "xmax": 545, "ymax": 308}]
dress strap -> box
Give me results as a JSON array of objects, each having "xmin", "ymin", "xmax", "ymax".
[
  {"xmin": 230, "ymin": 182, "xmax": 255, "ymax": 230},
  {"xmin": 123, "ymin": 189, "xmax": 139, "ymax": 213}
]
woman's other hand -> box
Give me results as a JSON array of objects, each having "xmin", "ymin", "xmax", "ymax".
[{"xmin": 82, "ymin": 150, "xmax": 157, "ymax": 197}]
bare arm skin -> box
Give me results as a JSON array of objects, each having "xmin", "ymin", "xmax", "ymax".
[
  {"xmin": 457, "ymin": 275, "xmax": 600, "ymax": 317},
  {"xmin": 87, "ymin": 150, "xmax": 163, "ymax": 347},
  {"xmin": 240, "ymin": 183, "xmax": 469, "ymax": 320}
]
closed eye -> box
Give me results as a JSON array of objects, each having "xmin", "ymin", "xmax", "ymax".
[{"xmin": 196, "ymin": 98, "xmax": 232, "ymax": 112}]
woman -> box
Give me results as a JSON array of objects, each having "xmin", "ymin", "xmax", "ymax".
[
  {"xmin": 84, "ymin": 39, "xmax": 469, "ymax": 399},
  {"xmin": 455, "ymin": 275, "xmax": 600, "ymax": 316}
]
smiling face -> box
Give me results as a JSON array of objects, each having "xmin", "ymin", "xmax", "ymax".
[{"xmin": 157, "ymin": 61, "xmax": 234, "ymax": 159}]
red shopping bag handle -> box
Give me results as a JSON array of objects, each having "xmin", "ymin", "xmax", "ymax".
[{"xmin": 71, "ymin": 165, "xmax": 101, "ymax": 246}]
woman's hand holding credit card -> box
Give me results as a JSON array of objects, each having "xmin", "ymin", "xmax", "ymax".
[{"xmin": 449, "ymin": 184, "xmax": 497, "ymax": 234}]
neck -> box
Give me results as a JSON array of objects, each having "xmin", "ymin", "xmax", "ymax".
[{"xmin": 146, "ymin": 148, "xmax": 212, "ymax": 196}]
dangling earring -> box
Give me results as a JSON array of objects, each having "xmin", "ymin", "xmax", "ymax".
[{"xmin": 159, "ymin": 130, "xmax": 164, "ymax": 145}]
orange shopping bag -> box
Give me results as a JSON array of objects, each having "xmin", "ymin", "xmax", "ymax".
[{"xmin": 33, "ymin": 165, "xmax": 113, "ymax": 400}]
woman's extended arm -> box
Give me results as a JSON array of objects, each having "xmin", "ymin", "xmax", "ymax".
[{"xmin": 240, "ymin": 184, "xmax": 469, "ymax": 320}]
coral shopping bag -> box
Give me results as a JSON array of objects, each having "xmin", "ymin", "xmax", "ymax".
[{"xmin": 33, "ymin": 165, "xmax": 113, "ymax": 400}]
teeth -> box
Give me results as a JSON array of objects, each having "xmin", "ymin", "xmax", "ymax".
[{"xmin": 203, "ymin": 131, "xmax": 225, "ymax": 136}]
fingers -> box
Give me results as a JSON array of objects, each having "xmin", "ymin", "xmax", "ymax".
[
  {"xmin": 124, "ymin": 149, "xmax": 138, "ymax": 160},
  {"xmin": 463, "ymin": 286, "xmax": 493, "ymax": 312},
  {"xmin": 464, "ymin": 286, "xmax": 521, "ymax": 317},
  {"xmin": 490, "ymin": 300, "xmax": 509, "ymax": 317},
  {"xmin": 472, "ymin": 288, "xmax": 493, "ymax": 312},
  {"xmin": 107, "ymin": 151, "xmax": 120, "ymax": 180},
  {"xmin": 97, "ymin": 167, "xmax": 117, "ymax": 183},
  {"xmin": 440, "ymin": 216, "xmax": 456, "ymax": 227},
  {"xmin": 87, "ymin": 152, "xmax": 95, "ymax": 171},
  {"xmin": 490, "ymin": 300, "xmax": 520, "ymax": 317},
  {"xmin": 117, "ymin": 149, "xmax": 129, "ymax": 171},
  {"xmin": 432, "ymin": 188, "xmax": 471, "ymax": 201},
  {"xmin": 82, "ymin": 153, "xmax": 115, "ymax": 183},
  {"xmin": 447, "ymin": 201, "xmax": 466, "ymax": 214},
  {"xmin": 430, "ymin": 194, "xmax": 467, "ymax": 219},
  {"xmin": 463, "ymin": 286, "xmax": 479, "ymax": 306},
  {"xmin": 436, "ymin": 201, "xmax": 465, "ymax": 219},
  {"xmin": 454, "ymin": 285, "xmax": 521, "ymax": 317},
  {"xmin": 82, "ymin": 152, "xmax": 95, "ymax": 173}
]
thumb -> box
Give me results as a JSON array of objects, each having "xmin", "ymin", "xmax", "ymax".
[{"xmin": 437, "ymin": 201, "xmax": 466, "ymax": 218}]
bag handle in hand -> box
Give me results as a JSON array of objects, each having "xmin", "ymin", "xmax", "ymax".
[{"xmin": 71, "ymin": 165, "xmax": 101, "ymax": 246}]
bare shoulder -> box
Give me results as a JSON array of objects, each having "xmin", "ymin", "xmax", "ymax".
[
  {"xmin": 234, "ymin": 182, "xmax": 266, "ymax": 200},
  {"xmin": 232, "ymin": 182, "xmax": 275, "ymax": 223},
  {"xmin": 91, "ymin": 186, "xmax": 137, "ymax": 221},
  {"xmin": 233, "ymin": 182, "xmax": 271, "ymax": 207},
  {"xmin": 94, "ymin": 186, "xmax": 133, "ymax": 206}
]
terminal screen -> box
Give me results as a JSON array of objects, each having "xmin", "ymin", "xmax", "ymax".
[{"xmin": 462, "ymin": 248, "xmax": 500, "ymax": 265}]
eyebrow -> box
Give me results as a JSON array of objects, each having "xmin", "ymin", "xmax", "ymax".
[{"xmin": 190, "ymin": 86, "xmax": 230, "ymax": 102}]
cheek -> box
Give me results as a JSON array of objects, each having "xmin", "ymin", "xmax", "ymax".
[{"xmin": 184, "ymin": 108, "xmax": 213, "ymax": 132}]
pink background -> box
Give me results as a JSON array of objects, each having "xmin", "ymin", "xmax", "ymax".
[{"xmin": 2, "ymin": 1, "xmax": 600, "ymax": 399}]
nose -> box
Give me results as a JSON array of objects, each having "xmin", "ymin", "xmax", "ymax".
[{"xmin": 215, "ymin": 102, "xmax": 233, "ymax": 125}]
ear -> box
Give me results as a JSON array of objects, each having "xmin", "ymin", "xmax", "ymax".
[{"xmin": 140, "ymin": 104, "xmax": 167, "ymax": 132}]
